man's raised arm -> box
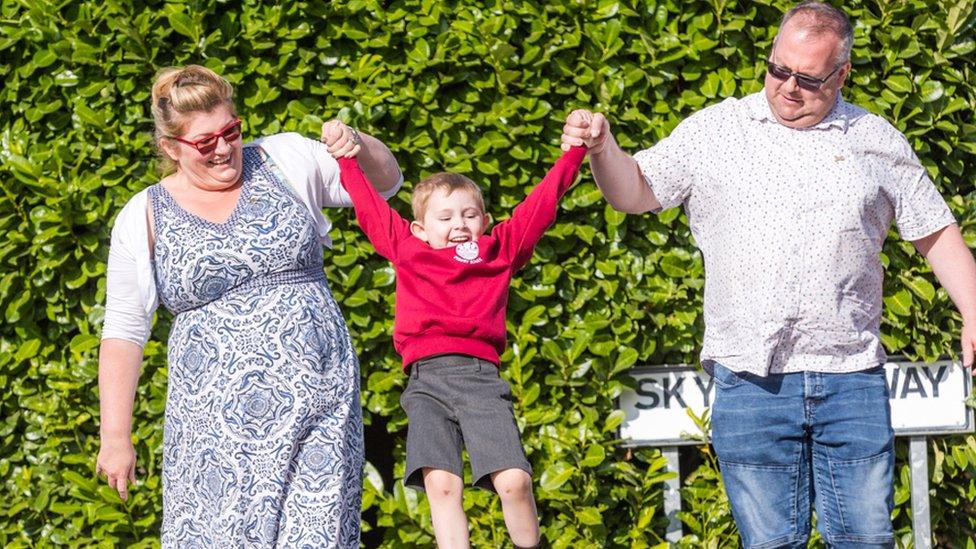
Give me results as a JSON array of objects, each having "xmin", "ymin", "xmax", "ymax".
[{"xmin": 560, "ymin": 109, "xmax": 661, "ymax": 214}]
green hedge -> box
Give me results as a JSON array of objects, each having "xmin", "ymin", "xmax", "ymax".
[{"xmin": 1, "ymin": 0, "xmax": 974, "ymax": 546}]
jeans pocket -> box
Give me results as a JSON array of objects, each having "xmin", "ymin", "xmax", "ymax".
[
  {"xmin": 717, "ymin": 460, "xmax": 803, "ymax": 548},
  {"xmin": 712, "ymin": 363, "xmax": 743, "ymax": 390},
  {"xmin": 815, "ymin": 448, "xmax": 894, "ymax": 541},
  {"xmin": 857, "ymin": 363, "xmax": 887, "ymax": 384}
]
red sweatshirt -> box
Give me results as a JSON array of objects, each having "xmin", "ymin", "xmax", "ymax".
[{"xmin": 336, "ymin": 146, "xmax": 586, "ymax": 369}]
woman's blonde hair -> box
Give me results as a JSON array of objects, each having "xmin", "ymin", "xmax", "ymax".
[{"xmin": 151, "ymin": 65, "xmax": 236, "ymax": 175}]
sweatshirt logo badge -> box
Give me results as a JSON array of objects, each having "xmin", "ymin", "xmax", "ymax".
[{"xmin": 454, "ymin": 241, "xmax": 482, "ymax": 264}]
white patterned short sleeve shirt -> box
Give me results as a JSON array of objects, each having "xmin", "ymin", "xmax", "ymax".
[{"xmin": 634, "ymin": 92, "xmax": 955, "ymax": 376}]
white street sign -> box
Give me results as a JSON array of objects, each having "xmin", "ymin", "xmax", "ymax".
[{"xmin": 620, "ymin": 360, "xmax": 973, "ymax": 446}]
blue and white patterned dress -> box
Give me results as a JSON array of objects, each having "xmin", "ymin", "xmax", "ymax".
[{"xmin": 150, "ymin": 147, "xmax": 363, "ymax": 547}]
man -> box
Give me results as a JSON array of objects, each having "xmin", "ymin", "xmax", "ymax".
[{"xmin": 562, "ymin": 2, "xmax": 976, "ymax": 548}]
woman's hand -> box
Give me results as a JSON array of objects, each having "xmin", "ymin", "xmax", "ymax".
[
  {"xmin": 96, "ymin": 435, "xmax": 137, "ymax": 501},
  {"xmin": 322, "ymin": 119, "xmax": 363, "ymax": 159}
]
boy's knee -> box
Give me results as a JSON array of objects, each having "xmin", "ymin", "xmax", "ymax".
[
  {"xmin": 423, "ymin": 469, "xmax": 463, "ymax": 500},
  {"xmin": 493, "ymin": 469, "xmax": 533, "ymax": 501}
]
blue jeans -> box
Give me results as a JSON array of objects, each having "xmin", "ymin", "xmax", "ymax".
[{"xmin": 710, "ymin": 364, "xmax": 895, "ymax": 549}]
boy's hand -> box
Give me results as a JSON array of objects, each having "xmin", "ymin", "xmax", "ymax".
[
  {"xmin": 561, "ymin": 109, "xmax": 610, "ymax": 154},
  {"xmin": 321, "ymin": 119, "xmax": 363, "ymax": 159}
]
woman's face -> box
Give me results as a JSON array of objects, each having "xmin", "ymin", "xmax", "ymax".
[{"xmin": 164, "ymin": 103, "xmax": 243, "ymax": 191}]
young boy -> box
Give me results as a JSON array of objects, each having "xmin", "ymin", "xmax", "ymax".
[{"xmin": 324, "ymin": 122, "xmax": 586, "ymax": 548}]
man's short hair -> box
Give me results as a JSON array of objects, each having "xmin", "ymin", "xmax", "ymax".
[
  {"xmin": 411, "ymin": 172, "xmax": 485, "ymax": 221},
  {"xmin": 777, "ymin": 1, "xmax": 854, "ymax": 65}
]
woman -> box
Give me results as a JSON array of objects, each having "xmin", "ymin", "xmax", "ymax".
[{"xmin": 95, "ymin": 65, "xmax": 402, "ymax": 546}]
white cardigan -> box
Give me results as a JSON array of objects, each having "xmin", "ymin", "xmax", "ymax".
[{"xmin": 101, "ymin": 132, "xmax": 402, "ymax": 347}]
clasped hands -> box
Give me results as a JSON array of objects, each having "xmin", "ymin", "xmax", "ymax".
[{"xmin": 321, "ymin": 119, "xmax": 362, "ymax": 158}]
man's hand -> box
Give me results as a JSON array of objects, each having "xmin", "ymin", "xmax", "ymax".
[
  {"xmin": 561, "ymin": 109, "xmax": 611, "ymax": 154},
  {"xmin": 96, "ymin": 436, "xmax": 137, "ymax": 501},
  {"xmin": 321, "ymin": 119, "xmax": 363, "ymax": 159},
  {"xmin": 962, "ymin": 321, "xmax": 975, "ymax": 372}
]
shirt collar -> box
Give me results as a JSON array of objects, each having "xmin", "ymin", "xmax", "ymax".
[{"xmin": 744, "ymin": 91, "xmax": 851, "ymax": 132}]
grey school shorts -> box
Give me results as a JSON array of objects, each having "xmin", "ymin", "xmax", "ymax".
[{"xmin": 400, "ymin": 354, "xmax": 532, "ymax": 492}]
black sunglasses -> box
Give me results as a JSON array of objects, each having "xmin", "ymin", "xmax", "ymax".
[{"xmin": 765, "ymin": 60, "xmax": 842, "ymax": 91}]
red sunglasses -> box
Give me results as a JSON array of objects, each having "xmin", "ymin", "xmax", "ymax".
[{"xmin": 168, "ymin": 118, "xmax": 242, "ymax": 154}]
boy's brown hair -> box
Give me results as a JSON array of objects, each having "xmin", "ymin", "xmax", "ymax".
[{"xmin": 411, "ymin": 172, "xmax": 485, "ymax": 220}]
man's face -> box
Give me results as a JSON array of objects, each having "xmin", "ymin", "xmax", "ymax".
[
  {"xmin": 764, "ymin": 20, "xmax": 851, "ymax": 129},
  {"xmin": 410, "ymin": 188, "xmax": 488, "ymax": 250}
]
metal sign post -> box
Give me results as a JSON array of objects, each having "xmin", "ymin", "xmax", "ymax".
[
  {"xmin": 662, "ymin": 446, "xmax": 682, "ymax": 543},
  {"xmin": 619, "ymin": 360, "xmax": 973, "ymax": 543},
  {"xmin": 909, "ymin": 436, "xmax": 932, "ymax": 549}
]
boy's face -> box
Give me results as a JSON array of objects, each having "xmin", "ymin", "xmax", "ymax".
[{"xmin": 410, "ymin": 188, "xmax": 488, "ymax": 249}]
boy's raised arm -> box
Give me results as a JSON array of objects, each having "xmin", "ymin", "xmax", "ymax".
[
  {"xmin": 335, "ymin": 156, "xmax": 410, "ymax": 261},
  {"xmin": 494, "ymin": 145, "xmax": 588, "ymax": 269}
]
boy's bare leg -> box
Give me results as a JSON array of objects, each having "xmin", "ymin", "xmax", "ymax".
[
  {"xmin": 491, "ymin": 468, "xmax": 540, "ymax": 547},
  {"xmin": 423, "ymin": 468, "xmax": 470, "ymax": 548}
]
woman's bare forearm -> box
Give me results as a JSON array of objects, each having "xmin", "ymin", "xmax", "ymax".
[{"xmin": 98, "ymin": 339, "xmax": 144, "ymax": 440}]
